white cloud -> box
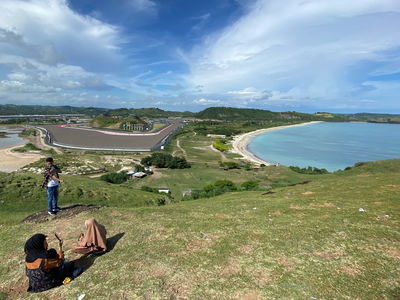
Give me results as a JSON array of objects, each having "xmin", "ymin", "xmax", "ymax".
[
  {"xmin": 128, "ymin": 0, "xmax": 157, "ymax": 14},
  {"xmin": 0, "ymin": 80, "xmax": 61, "ymax": 93},
  {"xmin": 186, "ymin": 0, "xmax": 400, "ymax": 109},
  {"xmin": 193, "ymin": 98, "xmax": 221, "ymax": 105},
  {"xmin": 0, "ymin": 0, "xmax": 123, "ymax": 70},
  {"xmin": 0, "ymin": 0, "xmax": 127, "ymax": 104}
]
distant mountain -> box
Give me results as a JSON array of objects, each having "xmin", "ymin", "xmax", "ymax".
[
  {"xmin": 1, "ymin": 104, "xmax": 398, "ymax": 123},
  {"xmin": 347, "ymin": 113, "xmax": 400, "ymax": 123},
  {"xmin": 0, "ymin": 104, "xmax": 107, "ymax": 116},
  {"xmin": 194, "ymin": 107, "xmax": 325, "ymax": 121},
  {"xmin": 0, "ymin": 105, "xmax": 194, "ymax": 118},
  {"xmin": 108, "ymin": 107, "xmax": 195, "ymax": 118}
]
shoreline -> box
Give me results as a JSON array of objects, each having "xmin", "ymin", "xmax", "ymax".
[
  {"xmin": 0, "ymin": 136, "xmax": 44, "ymax": 173},
  {"xmin": 231, "ymin": 121, "xmax": 323, "ymax": 166}
]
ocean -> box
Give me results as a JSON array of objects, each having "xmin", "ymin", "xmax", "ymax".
[
  {"xmin": 247, "ymin": 122, "xmax": 400, "ymax": 171},
  {"xmin": 0, "ymin": 126, "xmax": 25, "ymax": 149}
]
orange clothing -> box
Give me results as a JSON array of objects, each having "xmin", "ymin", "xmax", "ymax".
[{"xmin": 25, "ymin": 250, "xmax": 64, "ymax": 271}]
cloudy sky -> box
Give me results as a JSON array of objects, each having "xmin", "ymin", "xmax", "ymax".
[{"xmin": 0, "ymin": 0, "xmax": 399, "ymax": 112}]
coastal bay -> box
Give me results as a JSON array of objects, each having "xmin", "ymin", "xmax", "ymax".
[
  {"xmin": 241, "ymin": 122, "xmax": 400, "ymax": 171},
  {"xmin": 231, "ymin": 121, "xmax": 322, "ymax": 165}
]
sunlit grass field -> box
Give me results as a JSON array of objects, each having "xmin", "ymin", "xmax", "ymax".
[{"xmin": 0, "ymin": 129, "xmax": 399, "ymax": 299}]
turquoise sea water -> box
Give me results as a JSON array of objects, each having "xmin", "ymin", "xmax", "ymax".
[
  {"xmin": 247, "ymin": 122, "xmax": 400, "ymax": 171},
  {"xmin": 0, "ymin": 127, "xmax": 25, "ymax": 149}
]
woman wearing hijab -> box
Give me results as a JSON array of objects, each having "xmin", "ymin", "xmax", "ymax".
[
  {"xmin": 74, "ymin": 218, "xmax": 107, "ymax": 254},
  {"xmin": 24, "ymin": 233, "xmax": 81, "ymax": 293},
  {"xmin": 24, "ymin": 233, "xmax": 66, "ymax": 292}
]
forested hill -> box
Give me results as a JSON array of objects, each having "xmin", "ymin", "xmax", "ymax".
[
  {"xmin": 345, "ymin": 113, "xmax": 400, "ymax": 123},
  {"xmin": 1, "ymin": 104, "xmax": 398, "ymax": 123},
  {"xmin": 0, "ymin": 104, "xmax": 194, "ymax": 118},
  {"xmin": 195, "ymin": 107, "xmax": 304, "ymax": 120},
  {"xmin": 195, "ymin": 107, "xmax": 348, "ymax": 121},
  {"xmin": 0, "ymin": 104, "xmax": 108, "ymax": 116},
  {"xmin": 107, "ymin": 107, "xmax": 194, "ymax": 118}
]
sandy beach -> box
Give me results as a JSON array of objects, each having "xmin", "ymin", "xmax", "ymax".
[
  {"xmin": 231, "ymin": 121, "xmax": 323, "ymax": 165},
  {"xmin": 0, "ymin": 145, "xmax": 44, "ymax": 172}
]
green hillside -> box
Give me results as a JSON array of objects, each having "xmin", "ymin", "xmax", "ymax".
[
  {"xmin": 0, "ymin": 104, "xmax": 107, "ymax": 116},
  {"xmin": 347, "ymin": 113, "xmax": 400, "ymax": 123},
  {"xmin": 195, "ymin": 107, "xmax": 313, "ymax": 121},
  {"xmin": 109, "ymin": 107, "xmax": 194, "ymax": 118},
  {"xmin": 89, "ymin": 115, "xmax": 147, "ymax": 129},
  {"xmin": 0, "ymin": 105, "xmax": 194, "ymax": 118},
  {"xmin": 0, "ymin": 160, "xmax": 399, "ymax": 299},
  {"xmin": 2, "ymin": 104, "xmax": 399, "ymax": 124},
  {"xmin": 0, "ymin": 173, "xmax": 166, "ymax": 225}
]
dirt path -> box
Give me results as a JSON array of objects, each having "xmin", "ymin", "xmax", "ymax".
[
  {"xmin": 209, "ymin": 145, "xmax": 228, "ymax": 161},
  {"xmin": 173, "ymin": 138, "xmax": 187, "ymax": 157}
]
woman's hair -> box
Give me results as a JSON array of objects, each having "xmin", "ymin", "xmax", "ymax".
[{"xmin": 24, "ymin": 233, "xmax": 50, "ymax": 263}]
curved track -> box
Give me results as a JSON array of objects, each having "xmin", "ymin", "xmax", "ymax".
[{"xmin": 37, "ymin": 122, "xmax": 181, "ymax": 152}]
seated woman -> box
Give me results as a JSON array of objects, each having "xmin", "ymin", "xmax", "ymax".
[
  {"xmin": 74, "ymin": 218, "xmax": 107, "ymax": 254},
  {"xmin": 24, "ymin": 233, "xmax": 76, "ymax": 293}
]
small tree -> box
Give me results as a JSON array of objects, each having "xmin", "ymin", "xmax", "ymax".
[
  {"xmin": 100, "ymin": 171, "xmax": 129, "ymax": 184},
  {"xmin": 241, "ymin": 181, "xmax": 259, "ymax": 191}
]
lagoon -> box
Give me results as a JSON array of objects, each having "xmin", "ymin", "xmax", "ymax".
[
  {"xmin": 247, "ymin": 122, "xmax": 400, "ymax": 171},
  {"xmin": 0, "ymin": 127, "xmax": 25, "ymax": 149}
]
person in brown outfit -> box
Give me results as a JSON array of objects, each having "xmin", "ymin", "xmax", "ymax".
[{"xmin": 74, "ymin": 218, "xmax": 107, "ymax": 254}]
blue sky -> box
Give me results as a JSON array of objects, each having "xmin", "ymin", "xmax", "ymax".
[{"xmin": 0, "ymin": 0, "xmax": 399, "ymax": 113}]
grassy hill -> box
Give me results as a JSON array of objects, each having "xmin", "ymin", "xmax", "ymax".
[
  {"xmin": 194, "ymin": 107, "xmax": 317, "ymax": 121},
  {"xmin": 0, "ymin": 160, "xmax": 399, "ymax": 299},
  {"xmin": 2, "ymin": 104, "xmax": 399, "ymax": 124},
  {"xmin": 89, "ymin": 115, "xmax": 148, "ymax": 129},
  {"xmin": 0, "ymin": 105, "xmax": 194, "ymax": 118},
  {"xmin": 0, "ymin": 173, "xmax": 167, "ymax": 225},
  {"xmin": 107, "ymin": 107, "xmax": 194, "ymax": 118},
  {"xmin": 0, "ymin": 111, "xmax": 399, "ymax": 298},
  {"xmin": 0, "ymin": 104, "xmax": 107, "ymax": 116},
  {"xmin": 346, "ymin": 113, "xmax": 400, "ymax": 123}
]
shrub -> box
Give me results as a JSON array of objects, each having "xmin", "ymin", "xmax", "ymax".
[
  {"xmin": 289, "ymin": 166, "xmax": 329, "ymax": 175},
  {"xmin": 13, "ymin": 143, "xmax": 41, "ymax": 152},
  {"xmin": 241, "ymin": 181, "xmax": 259, "ymax": 190},
  {"xmin": 141, "ymin": 153, "xmax": 191, "ymax": 169},
  {"xmin": 141, "ymin": 186, "xmax": 158, "ymax": 193},
  {"xmin": 100, "ymin": 171, "xmax": 129, "ymax": 184},
  {"xmin": 134, "ymin": 164, "xmax": 145, "ymax": 172},
  {"xmin": 219, "ymin": 161, "xmax": 241, "ymax": 169},
  {"xmin": 201, "ymin": 180, "xmax": 237, "ymax": 197},
  {"xmin": 213, "ymin": 180, "xmax": 237, "ymax": 191},
  {"xmin": 19, "ymin": 128, "xmax": 37, "ymax": 137},
  {"xmin": 212, "ymin": 138, "xmax": 230, "ymax": 152}
]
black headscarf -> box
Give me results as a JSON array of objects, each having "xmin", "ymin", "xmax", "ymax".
[{"xmin": 24, "ymin": 233, "xmax": 51, "ymax": 263}]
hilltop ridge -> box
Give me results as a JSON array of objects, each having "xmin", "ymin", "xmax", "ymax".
[{"xmin": 2, "ymin": 104, "xmax": 399, "ymax": 123}]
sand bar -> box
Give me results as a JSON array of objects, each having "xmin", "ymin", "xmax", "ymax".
[
  {"xmin": 0, "ymin": 145, "xmax": 44, "ymax": 172},
  {"xmin": 231, "ymin": 121, "xmax": 323, "ymax": 165}
]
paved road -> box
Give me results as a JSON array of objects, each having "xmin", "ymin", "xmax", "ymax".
[{"xmin": 38, "ymin": 122, "xmax": 181, "ymax": 151}]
